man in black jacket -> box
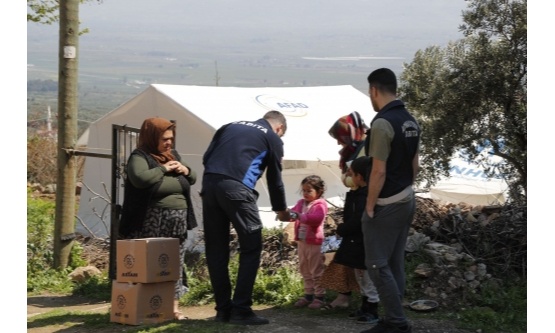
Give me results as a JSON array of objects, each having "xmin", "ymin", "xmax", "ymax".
[
  {"xmin": 201, "ymin": 110, "xmax": 291, "ymax": 325},
  {"xmin": 361, "ymin": 68, "xmax": 421, "ymax": 333}
]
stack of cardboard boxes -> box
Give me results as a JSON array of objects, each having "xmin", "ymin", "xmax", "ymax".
[{"xmin": 110, "ymin": 238, "xmax": 179, "ymax": 325}]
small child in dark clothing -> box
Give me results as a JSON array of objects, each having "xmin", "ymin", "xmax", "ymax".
[{"xmin": 338, "ymin": 156, "xmax": 380, "ymax": 324}]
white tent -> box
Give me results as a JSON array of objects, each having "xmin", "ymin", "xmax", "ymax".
[
  {"xmin": 417, "ymin": 155, "xmax": 509, "ymax": 206},
  {"xmin": 76, "ymin": 84, "xmax": 375, "ymax": 238}
]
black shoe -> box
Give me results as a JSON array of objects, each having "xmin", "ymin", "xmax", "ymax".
[
  {"xmin": 394, "ymin": 324, "xmax": 412, "ymax": 333},
  {"xmin": 356, "ymin": 312, "xmax": 379, "ymax": 325},
  {"xmin": 214, "ymin": 309, "xmax": 231, "ymax": 322},
  {"xmin": 229, "ymin": 310, "xmax": 269, "ymax": 325},
  {"xmin": 359, "ymin": 319, "xmax": 389, "ymax": 333},
  {"xmin": 348, "ymin": 309, "xmax": 364, "ymax": 319}
]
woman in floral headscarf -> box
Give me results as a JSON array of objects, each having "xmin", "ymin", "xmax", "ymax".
[
  {"xmin": 119, "ymin": 117, "xmax": 197, "ymax": 320},
  {"xmin": 328, "ymin": 111, "xmax": 369, "ymax": 187},
  {"xmin": 322, "ymin": 112, "xmax": 379, "ymax": 319}
]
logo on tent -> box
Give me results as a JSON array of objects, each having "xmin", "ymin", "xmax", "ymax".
[{"xmin": 254, "ymin": 94, "xmax": 308, "ymax": 117}]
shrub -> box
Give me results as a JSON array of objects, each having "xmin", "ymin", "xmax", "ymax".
[
  {"xmin": 27, "ymin": 189, "xmax": 56, "ymax": 278},
  {"xmin": 181, "ymin": 252, "xmax": 214, "ymax": 306},
  {"xmin": 27, "ymin": 136, "xmax": 58, "ymax": 185},
  {"xmin": 457, "ymin": 280, "xmax": 527, "ymax": 333},
  {"xmin": 181, "ymin": 247, "xmax": 303, "ymax": 307},
  {"xmin": 73, "ymin": 274, "xmax": 111, "ymax": 300},
  {"xmin": 27, "ymin": 136, "xmax": 85, "ymax": 186},
  {"xmin": 27, "ymin": 191, "xmax": 94, "ymax": 294},
  {"xmin": 253, "ymin": 265, "xmax": 303, "ymax": 306}
]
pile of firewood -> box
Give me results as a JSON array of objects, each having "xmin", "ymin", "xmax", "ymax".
[{"xmin": 412, "ymin": 197, "xmax": 527, "ymax": 277}]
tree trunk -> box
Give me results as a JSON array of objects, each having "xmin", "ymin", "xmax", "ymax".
[{"xmin": 54, "ymin": 0, "xmax": 79, "ymax": 269}]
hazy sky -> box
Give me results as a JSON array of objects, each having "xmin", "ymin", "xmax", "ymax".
[
  {"xmin": 74, "ymin": 0, "xmax": 466, "ymax": 41},
  {"xmin": 29, "ymin": 0, "xmax": 468, "ymax": 61}
]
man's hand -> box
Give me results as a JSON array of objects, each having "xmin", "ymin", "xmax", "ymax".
[
  {"xmin": 365, "ymin": 203, "xmax": 374, "ymax": 219},
  {"xmin": 275, "ymin": 210, "xmax": 291, "ymax": 222}
]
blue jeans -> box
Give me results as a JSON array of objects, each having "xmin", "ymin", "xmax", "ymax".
[
  {"xmin": 361, "ymin": 194, "xmax": 415, "ymax": 326},
  {"xmin": 201, "ymin": 174, "xmax": 263, "ymax": 313}
]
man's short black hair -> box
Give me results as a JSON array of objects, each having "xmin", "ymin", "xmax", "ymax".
[{"xmin": 367, "ymin": 68, "xmax": 397, "ymax": 95}]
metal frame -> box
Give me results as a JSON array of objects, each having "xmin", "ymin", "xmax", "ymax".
[{"xmin": 72, "ymin": 124, "xmax": 140, "ymax": 279}]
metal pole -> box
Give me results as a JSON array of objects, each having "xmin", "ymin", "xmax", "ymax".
[{"xmin": 109, "ymin": 125, "xmax": 120, "ymax": 280}]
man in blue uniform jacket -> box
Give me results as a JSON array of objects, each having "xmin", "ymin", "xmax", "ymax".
[{"xmin": 201, "ymin": 110, "xmax": 291, "ymax": 325}]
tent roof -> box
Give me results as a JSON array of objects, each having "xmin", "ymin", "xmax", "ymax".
[
  {"xmin": 153, "ymin": 84, "xmax": 375, "ymax": 161},
  {"xmin": 76, "ymin": 84, "xmax": 374, "ymax": 237},
  {"xmin": 78, "ymin": 84, "xmax": 376, "ymax": 162}
]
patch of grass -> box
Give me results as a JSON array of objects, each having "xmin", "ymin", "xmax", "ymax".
[
  {"xmin": 27, "ymin": 310, "xmax": 239, "ymax": 333},
  {"xmin": 27, "ymin": 310, "xmax": 114, "ymax": 331},
  {"xmin": 181, "ymin": 248, "xmax": 304, "ymax": 308},
  {"xmin": 181, "ymin": 253, "xmax": 214, "ymax": 306},
  {"xmin": 73, "ymin": 274, "xmax": 112, "ymax": 301},
  {"xmin": 456, "ymin": 280, "xmax": 527, "ymax": 333},
  {"xmin": 253, "ymin": 264, "xmax": 304, "ymax": 306}
]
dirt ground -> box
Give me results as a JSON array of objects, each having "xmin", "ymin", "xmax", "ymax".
[{"xmin": 27, "ymin": 294, "xmax": 477, "ymax": 333}]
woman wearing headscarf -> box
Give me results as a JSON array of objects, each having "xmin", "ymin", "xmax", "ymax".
[
  {"xmin": 322, "ymin": 111, "xmax": 380, "ymax": 320},
  {"xmin": 119, "ymin": 117, "xmax": 197, "ymax": 320},
  {"xmin": 328, "ymin": 111, "xmax": 369, "ymax": 188}
]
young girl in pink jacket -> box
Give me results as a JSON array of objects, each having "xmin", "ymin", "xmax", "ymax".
[{"xmin": 289, "ymin": 175, "xmax": 328, "ymax": 309}]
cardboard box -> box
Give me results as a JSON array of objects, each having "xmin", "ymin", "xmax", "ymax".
[
  {"xmin": 110, "ymin": 280, "xmax": 175, "ymax": 325},
  {"xmin": 116, "ymin": 238, "xmax": 180, "ymax": 283}
]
